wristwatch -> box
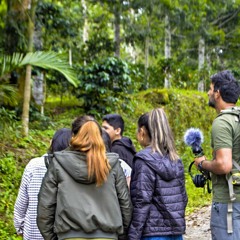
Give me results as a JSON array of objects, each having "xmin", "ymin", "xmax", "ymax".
[{"xmin": 198, "ymin": 160, "xmax": 205, "ymax": 171}]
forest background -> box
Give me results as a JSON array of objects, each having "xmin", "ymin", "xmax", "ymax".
[{"xmin": 0, "ymin": 0, "xmax": 240, "ymax": 238}]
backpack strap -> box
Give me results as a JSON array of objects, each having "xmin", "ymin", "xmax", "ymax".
[
  {"xmin": 227, "ymin": 202, "xmax": 233, "ymax": 234},
  {"xmin": 226, "ymin": 160, "xmax": 240, "ymax": 233},
  {"xmin": 44, "ymin": 154, "xmax": 54, "ymax": 168},
  {"xmin": 226, "ymin": 160, "xmax": 240, "ymax": 201},
  {"xmin": 233, "ymin": 160, "xmax": 240, "ymax": 171},
  {"xmin": 215, "ymin": 108, "xmax": 240, "ymax": 233},
  {"xmin": 227, "ymin": 175, "xmax": 236, "ymax": 201}
]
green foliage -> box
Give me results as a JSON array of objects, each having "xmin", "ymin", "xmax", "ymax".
[
  {"xmin": 0, "ymin": 83, "xmax": 19, "ymax": 107},
  {"xmin": 36, "ymin": 1, "xmax": 83, "ymax": 51},
  {"xmin": 75, "ymin": 57, "xmax": 135, "ymax": 116},
  {"xmin": 13, "ymin": 102, "xmax": 55, "ymax": 131},
  {"xmin": 0, "ymin": 153, "xmax": 24, "ymax": 239},
  {"xmin": 0, "ymin": 108, "xmax": 20, "ymax": 143}
]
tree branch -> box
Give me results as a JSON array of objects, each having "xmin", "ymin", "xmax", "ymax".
[{"xmin": 218, "ymin": 8, "xmax": 240, "ymax": 28}]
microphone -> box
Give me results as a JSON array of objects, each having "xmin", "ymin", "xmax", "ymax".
[
  {"xmin": 184, "ymin": 128, "xmax": 204, "ymax": 156},
  {"xmin": 184, "ymin": 128, "xmax": 211, "ymax": 193}
]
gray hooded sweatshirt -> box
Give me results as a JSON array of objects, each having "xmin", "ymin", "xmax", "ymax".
[{"xmin": 37, "ymin": 150, "xmax": 132, "ymax": 240}]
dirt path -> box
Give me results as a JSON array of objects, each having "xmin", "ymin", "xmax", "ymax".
[{"xmin": 184, "ymin": 205, "xmax": 211, "ymax": 240}]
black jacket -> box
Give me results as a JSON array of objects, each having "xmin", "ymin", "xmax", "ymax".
[
  {"xmin": 37, "ymin": 151, "xmax": 132, "ymax": 240},
  {"xmin": 128, "ymin": 147, "xmax": 188, "ymax": 240},
  {"xmin": 112, "ymin": 137, "xmax": 136, "ymax": 168}
]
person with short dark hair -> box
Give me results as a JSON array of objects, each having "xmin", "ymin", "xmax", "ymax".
[
  {"xmin": 102, "ymin": 129, "xmax": 132, "ymax": 188},
  {"xmin": 194, "ymin": 70, "xmax": 240, "ymax": 240},
  {"xmin": 128, "ymin": 108, "xmax": 187, "ymax": 240},
  {"xmin": 102, "ymin": 113, "xmax": 136, "ymax": 168},
  {"xmin": 14, "ymin": 128, "xmax": 72, "ymax": 240}
]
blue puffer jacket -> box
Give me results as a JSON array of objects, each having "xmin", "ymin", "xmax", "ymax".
[{"xmin": 128, "ymin": 147, "xmax": 188, "ymax": 240}]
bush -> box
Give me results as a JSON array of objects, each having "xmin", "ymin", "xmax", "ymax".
[
  {"xmin": 0, "ymin": 154, "xmax": 23, "ymax": 239},
  {"xmin": 74, "ymin": 57, "xmax": 137, "ymax": 116}
]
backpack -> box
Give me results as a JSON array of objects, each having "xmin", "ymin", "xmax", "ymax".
[{"xmin": 44, "ymin": 153, "xmax": 54, "ymax": 168}]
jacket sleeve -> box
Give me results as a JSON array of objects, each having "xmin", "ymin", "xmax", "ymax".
[
  {"xmin": 115, "ymin": 161, "xmax": 133, "ymax": 239},
  {"xmin": 37, "ymin": 160, "xmax": 58, "ymax": 240},
  {"xmin": 14, "ymin": 166, "xmax": 31, "ymax": 234},
  {"xmin": 180, "ymin": 161, "xmax": 188, "ymax": 208},
  {"xmin": 128, "ymin": 158, "xmax": 155, "ymax": 240}
]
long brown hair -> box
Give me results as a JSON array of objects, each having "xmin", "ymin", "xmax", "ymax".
[{"xmin": 71, "ymin": 120, "xmax": 111, "ymax": 186}]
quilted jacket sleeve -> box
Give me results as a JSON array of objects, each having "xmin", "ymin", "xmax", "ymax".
[
  {"xmin": 37, "ymin": 160, "xmax": 58, "ymax": 240},
  {"xmin": 114, "ymin": 161, "xmax": 133, "ymax": 239},
  {"xmin": 128, "ymin": 158, "xmax": 156, "ymax": 240}
]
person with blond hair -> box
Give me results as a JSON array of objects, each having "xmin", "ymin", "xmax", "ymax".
[
  {"xmin": 128, "ymin": 108, "xmax": 188, "ymax": 240},
  {"xmin": 37, "ymin": 115, "xmax": 132, "ymax": 240}
]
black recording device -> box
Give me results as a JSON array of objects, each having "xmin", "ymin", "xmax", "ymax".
[{"xmin": 184, "ymin": 128, "xmax": 211, "ymax": 193}]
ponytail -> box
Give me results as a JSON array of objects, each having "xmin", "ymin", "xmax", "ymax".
[
  {"xmin": 71, "ymin": 121, "xmax": 111, "ymax": 186},
  {"xmin": 149, "ymin": 108, "xmax": 179, "ymax": 161}
]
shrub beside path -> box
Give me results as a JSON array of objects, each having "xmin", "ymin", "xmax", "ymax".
[{"xmin": 184, "ymin": 205, "xmax": 211, "ymax": 240}]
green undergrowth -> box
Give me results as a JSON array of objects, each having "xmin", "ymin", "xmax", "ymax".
[{"xmin": 0, "ymin": 88, "xmax": 216, "ymax": 237}]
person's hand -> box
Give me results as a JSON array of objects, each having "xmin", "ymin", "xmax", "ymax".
[{"xmin": 194, "ymin": 155, "xmax": 206, "ymax": 168}]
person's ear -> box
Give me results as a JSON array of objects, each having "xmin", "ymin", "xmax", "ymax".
[
  {"xmin": 115, "ymin": 127, "xmax": 121, "ymax": 136},
  {"xmin": 139, "ymin": 127, "xmax": 145, "ymax": 138},
  {"xmin": 215, "ymin": 89, "xmax": 221, "ymax": 99}
]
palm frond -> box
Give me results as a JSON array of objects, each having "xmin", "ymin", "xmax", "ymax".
[
  {"xmin": 0, "ymin": 51, "xmax": 79, "ymax": 87},
  {"xmin": 20, "ymin": 51, "xmax": 79, "ymax": 87},
  {"xmin": 0, "ymin": 84, "xmax": 18, "ymax": 106},
  {"xmin": 0, "ymin": 53, "xmax": 24, "ymax": 78}
]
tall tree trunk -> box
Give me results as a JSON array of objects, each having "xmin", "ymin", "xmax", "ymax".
[
  {"xmin": 82, "ymin": 0, "xmax": 88, "ymax": 65},
  {"xmin": 113, "ymin": 4, "xmax": 121, "ymax": 58},
  {"xmin": 144, "ymin": 35, "xmax": 150, "ymax": 89},
  {"xmin": 82, "ymin": 0, "xmax": 88, "ymax": 43},
  {"xmin": 198, "ymin": 38, "xmax": 205, "ymax": 70},
  {"xmin": 69, "ymin": 48, "xmax": 72, "ymax": 66},
  {"xmin": 22, "ymin": 65, "xmax": 32, "ymax": 135},
  {"xmin": 164, "ymin": 14, "xmax": 171, "ymax": 89},
  {"xmin": 22, "ymin": 0, "xmax": 37, "ymax": 136},
  {"xmin": 198, "ymin": 37, "xmax": 205, "ymax": 92}
]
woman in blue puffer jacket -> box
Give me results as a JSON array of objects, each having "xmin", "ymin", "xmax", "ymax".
[{"xmin": 128, "ymin": 108, "xmax": 188, "ymax": 240}]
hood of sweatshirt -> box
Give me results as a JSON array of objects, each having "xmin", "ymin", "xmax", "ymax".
[
  {"xmin": 53, "ymin": 150, "xmax": 119, "ymax": 184},
  {"xmin": 112, "ymin": 136, "xmax": 136, "ymax": 154},
  {"xmin": 135, "ymin": 147, "xmax": 182, "ymax": 181}
]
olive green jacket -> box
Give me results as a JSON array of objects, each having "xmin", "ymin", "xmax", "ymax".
[{"xmin": 37, "ymin": 150, "xmax": 132, "ymax": 240}]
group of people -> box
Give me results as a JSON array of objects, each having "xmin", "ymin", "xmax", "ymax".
[{"xmin": 14, "ymin": 69, "xmax": 240, "ymax": 240}]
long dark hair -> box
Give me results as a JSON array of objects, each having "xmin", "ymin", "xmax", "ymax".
[{"xmin": 49, "ymin": 128, "xmax": 72, "ymax": 153}]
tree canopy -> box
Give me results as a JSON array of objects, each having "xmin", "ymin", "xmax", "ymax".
[{"xmin": 0, "ymin": 0, "xmax": 240, "ymax": 129}]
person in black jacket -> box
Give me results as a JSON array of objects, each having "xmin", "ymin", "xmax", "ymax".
[
  {"xmin": 102, "ymin": 114, "xmax": 136, "ymax": 168},
  {"xmin": 128, "ymin": 108, "xmax": 188, "ymax": 240}
]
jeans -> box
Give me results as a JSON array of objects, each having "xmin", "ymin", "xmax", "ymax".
[
  {"xmin": 141, "ymin": 235, "xmax": 183, "ymax": 240},
  {"xmin": 211, "ymin": 202, "xmax": 240, "ymax": 240}
]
